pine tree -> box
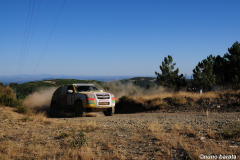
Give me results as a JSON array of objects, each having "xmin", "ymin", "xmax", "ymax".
[{"xmin": 155, "ymin": 55, "xmax": 187, "ymax": 91}]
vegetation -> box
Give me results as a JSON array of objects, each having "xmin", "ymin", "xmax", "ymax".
[
  {"xmin": 8, "ymin": 79, "xmax": 105, "ymax": 100},
  {"xmin": 0, "ymin": 85, "xmax": 28, "ymax": 114},
  {"xmin": 155, "ymin": 55, "xmax": 187, "ymax": 91},
  {"xmin": 70, "ymin": 129, "xmax": 88, "ymax": 148},
  {"xmin": 193, "ymin": 41, "xmax": 240, "ymax": 89}
]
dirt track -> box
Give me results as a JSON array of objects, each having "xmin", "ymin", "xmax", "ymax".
[
  {"xmin": 60, "ymin": 112, "xmax": 240, "ymax": 159},
  {"xmin": 1, "ymin": 106, "xmax": 240, "ymax": 159},
  {"xmin": 64, "ymin": 112, "xmax": 240, "ymax": 129}
]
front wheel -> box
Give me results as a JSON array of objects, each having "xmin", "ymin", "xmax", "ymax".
[
  {"xmin": 103, "ymin": 107, "xmax": 115, "ymax": 116},
  {"xmin": 74, "ymin": 101, "xmax": 86, "ymax": 117}
]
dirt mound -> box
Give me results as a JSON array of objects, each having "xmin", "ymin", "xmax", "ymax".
[{"xmin": 115, "ymin": 95, "xmax": 240, "ymax": 114}]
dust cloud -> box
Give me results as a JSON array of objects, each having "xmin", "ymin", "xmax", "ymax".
[
  {"xmin": 23, "ymin": 87, "xmax": 57, "ymax": 109},
  {"xmin": 93, "ymin": 81, "xmax": 171, "ymax": 99},
  {"xmin": 22, "ymin": 81, "xmax": 170, "ymax": 110}
]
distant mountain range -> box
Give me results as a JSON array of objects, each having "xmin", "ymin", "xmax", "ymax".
[{"xmin": 0, "ymin": 74, "xmax": 156, "ymax": 85}]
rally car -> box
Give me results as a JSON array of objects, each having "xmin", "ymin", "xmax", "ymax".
[{"xmin": 50, "ymin": 84, "xmax": 115, "ymax": 117}]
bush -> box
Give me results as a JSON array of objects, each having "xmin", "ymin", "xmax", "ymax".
[
  {"xmin": 223, "ymin": 124, "xmax": 240, "ymax": 139},
  {"xmin": 69, "ymin": 129, "xmax": 88, "ymax": 148},
  {"xmin": 58, "ymin": 133, "xmax": 69, "ymax": 139},
  {"xmin": 17, "ymin": 105, "xmax": 28, "ymax": 114},
  {"xmin": 161, "ymin": 102, "xmax": 168, "ymax": 108}
]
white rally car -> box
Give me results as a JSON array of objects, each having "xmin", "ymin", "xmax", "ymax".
[{"xmin": 50, "ymin": 84, "xmax": 115, "ymax": 116}]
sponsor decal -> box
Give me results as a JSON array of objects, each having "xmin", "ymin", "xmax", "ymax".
[
  {"xmin": 87, "ymin": 98, "xmax": 96, "ymax": 105},
  {"xmin": 111, "ymin": 98, "xmax": 115, "ymax": 104}
]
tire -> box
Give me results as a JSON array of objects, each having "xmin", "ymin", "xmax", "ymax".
[
  {"xmin": 103, "ymin": 107, "xmax": 115, "ymax": 116},
  {"xmin": 50, "ymin": 102, "xmax": 59, "ymax": 117},
  {"xmin": 74, "ymin": 101, "xmax": 86, "ymax": 117}
]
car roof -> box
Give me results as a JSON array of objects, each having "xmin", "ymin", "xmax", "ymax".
[{"xmin": 73, "ymin": 83, "xmax": 94, "ymax": 86}]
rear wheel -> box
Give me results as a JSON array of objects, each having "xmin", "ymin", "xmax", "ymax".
[
  {"xmin": 103, "ymin": 107, "xmax": 114, "ymax": 116},
  {"xmin": 74, "ymin": 101, "xmax": 86, "ymax": 117},
  {"xmin": 50, "ymin": 102, "xmax": 59, "ymax": 117}
]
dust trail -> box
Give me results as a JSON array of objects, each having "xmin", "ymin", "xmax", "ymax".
[
  {"xmin": 23, "ymin": 87, "xmax": 57, "ymax": 109},
  {"xmin": 22, "ymin": 81, "xmax": 171, "ymax": 110},
  {"xmin": 93, "ymin": 81, "xmax": 173, "ymax": 99}
]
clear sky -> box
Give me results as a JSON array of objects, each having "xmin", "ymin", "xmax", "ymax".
[{"xmin": 1, "ymin": 0, "xmax": 240, "ymax": 78}]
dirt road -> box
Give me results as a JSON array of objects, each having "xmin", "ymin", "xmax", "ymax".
[{"xmin": 1, "ymin": 106, "xmax": 240, "ymax": 159}]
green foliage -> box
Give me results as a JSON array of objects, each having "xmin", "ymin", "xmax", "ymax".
[
  {"xmin": 0, "ymin": 86, "xmax": 21, "ymax": 107},
  {"xmin": 69, "ymin": 129, "xmax": 88, "ymax": 148},
  {"xmin": 198, "ymin": 41, "xmax": 240, "ymax": 87},
  {"xmin": 17, "ymin": 105, "xmax": 28, "ymax": 114},
  {"xmin": 9, "ymin": 79, "xmax": 105, "ymax": 100},
  {"xmin": 0, "ymin": 93, "xmax": 20, "ymax": 107},
  {"xmin": 223, "ymin": 124, "xmax": 240, "ymax": 139},
  {"xmin": 213, "ymin": 55, "xmax": 227, "ymax": 85},
  {"xmin": 161, "ymin": 102, "xmax": 168, "ymax": 108},
  {"xmin": 193, "ymin": 54, "xmax": 216, "ymax": 88},
  {"xmin": 22, "ymin": 117, "xmax": 31, "ymax": 122},
  {"xmin": 155, "ymin": 55, "xmax": 187, "ymax": 91},
  {"xmin": 224, "ymin": 41, "xmax": 240, "ymax": 85}
]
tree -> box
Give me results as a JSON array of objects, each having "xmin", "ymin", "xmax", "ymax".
[
  {"xmin": 212, "ymin": 55, "xmax": 227, "ymax": 85},
  {"xmin": 223, "ymin": 41, "xmax": 240, "ymax": 85},
  {"xmin": 155, "ymin": 55, "xmax": 187, "ymax": 91},
  {"xmin": 193, "ymin": 54, "xmax": 216, "ymax": 89}
]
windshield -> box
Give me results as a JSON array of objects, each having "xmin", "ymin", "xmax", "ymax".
[
  {"xmin": 76, "ymin": 86, "xmax": 98, "ymax": 92},
  {"xmin": 93, "ymin": 87, "xmax": 99, "ymax": 91}
]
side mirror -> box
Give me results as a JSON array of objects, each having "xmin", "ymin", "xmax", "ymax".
[{"xmin": 67, "ymin": 90, "xmax": 73, "ymax": 94}]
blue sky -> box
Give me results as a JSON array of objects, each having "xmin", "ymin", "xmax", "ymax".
[{"xmin": 1, "ymin": 0, "xmax": 240, "ymax": 78}]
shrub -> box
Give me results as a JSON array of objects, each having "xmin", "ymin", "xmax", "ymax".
[
  {"xmin": 160, "ymin": 102, "xmax": 168, "ymax": 108},
  {"xmin": 0, "ymin": 85, "xmax": 22, "ymax": 107},
  {"xmin": 22, "ymin": 117, "xmax": 31, "ymax": 122},
  {"xmin": 223, "ymin": 124, "xmax": 240, "ymax": 139},
  {"xmin": 69, "ymin": 129, "xmax": 88, "ymax": 148},
  {"xmin": 58, "ymin": 133, "xmax": 69, "ymax": 139},
  {"xmin": 17, "ymin": 105, "xmax": 28, "ymax": 114}
]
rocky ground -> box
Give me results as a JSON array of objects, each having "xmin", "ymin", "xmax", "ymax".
[{"xmin": 1, "ymin": 104, "xmax": 240, "ymax": 159}]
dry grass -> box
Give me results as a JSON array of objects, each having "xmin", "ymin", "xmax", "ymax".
[
  {"xmin": 147, "ymin": 121, "xmax": 240, "ymax": 159},
  {"xmin": 1, "ymin": 89, "xmax": 240, "ymax": 159},
  {"xmin": 141, "ymin": 91, "xmax": 220, "ymax": 102},
  {"xmin": 1, "ymin": 105, "xmax": 239, "ymax": 159}
]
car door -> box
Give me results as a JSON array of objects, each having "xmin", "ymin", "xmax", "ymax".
[
  {"xmin": 60, "ymin": 85, "xmax": 68, "ymax": 108},
  {"xmin": 67, "ymin": 85, "xmax": 75, "ymax": 107}
]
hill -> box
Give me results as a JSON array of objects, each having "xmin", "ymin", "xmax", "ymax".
[
  {"xmin": 119, "ymin": 77, "xmax": 157, "ymax": 88},
  {"xmin": 8, "ymin": 79, "xmax": 105, "ymax": 99}
]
